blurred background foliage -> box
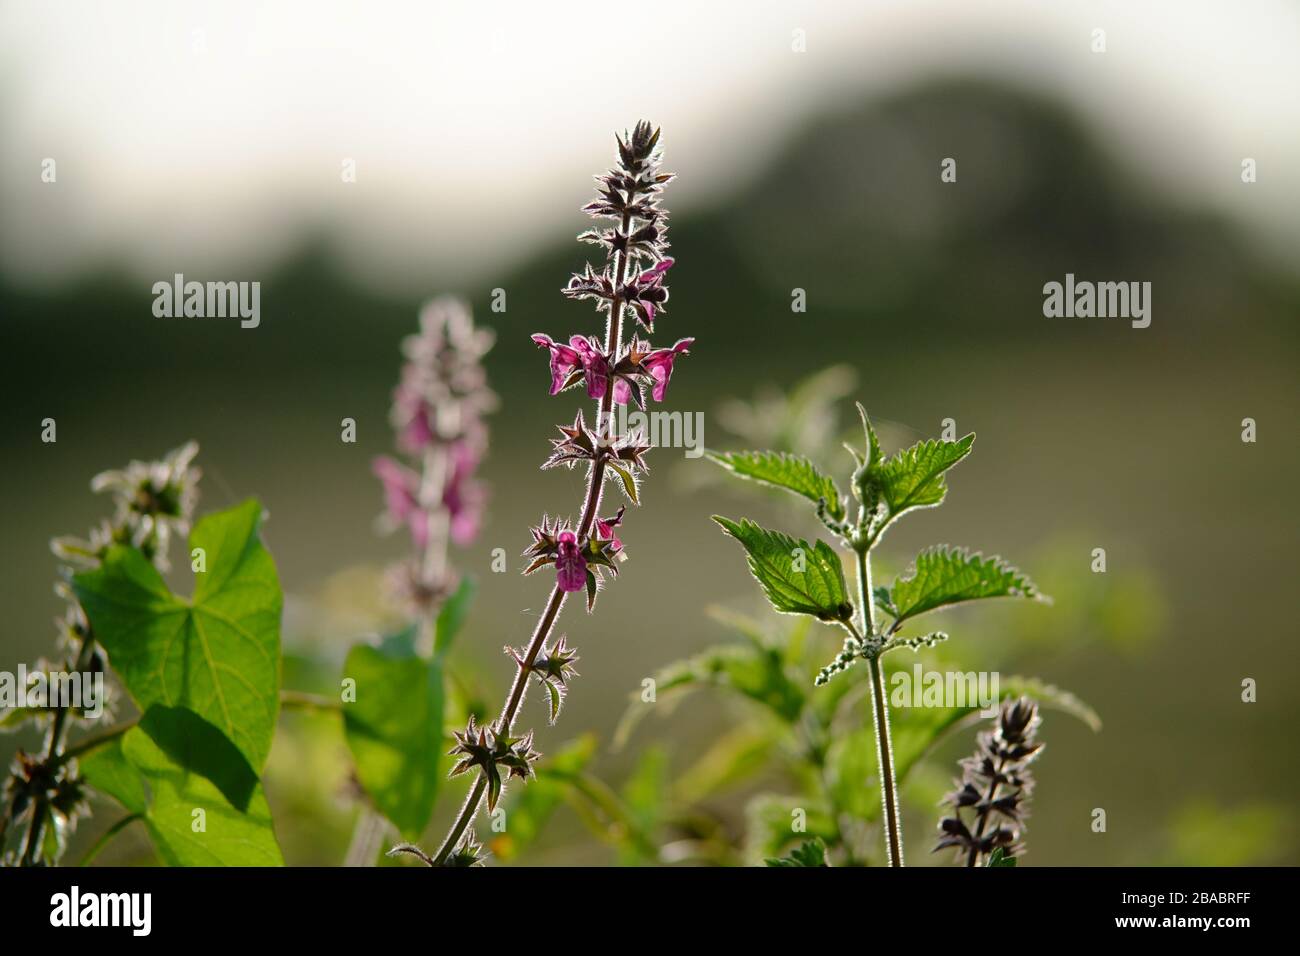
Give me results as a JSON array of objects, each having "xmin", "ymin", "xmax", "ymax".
[{"xmin": 2, "ymin": 79, "xmax": 1297, "ymax": 865}]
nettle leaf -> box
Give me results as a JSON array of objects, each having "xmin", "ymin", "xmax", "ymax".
[
  {"xmin": 82, "ymin": 705, "xmax": 283, "ymax": 866},
  {"xmin": 343, "ymin": 627, "xmax": 444, "ymax": 839},
  {"xmin": 987, "ymin": 847, "xmax": 1017, "ymax": 867},
  {"xmin": 713, "ymin": 517, "xmax": 852, "ymax": 623},
  {"xmin": 73, "ymin": 499, "xmax": 282, "ymax": 771},
  {"xmin": 881, "ymin": 545, "xmax": 1044, "ymax": 624},
  {"xmin": 434, "ymin": 576, "xmax": 476, "ymax": 657},
  {"xmin": 765, "ymin": 839, "xmax": 829, "ymax": 867},
  {"xmin": 710, "ymin": 451, "xmax": 845, "ymax": 521},
  {"xmin": 875, "ymin": 434, "xmax": 974, "ymax": 526}
]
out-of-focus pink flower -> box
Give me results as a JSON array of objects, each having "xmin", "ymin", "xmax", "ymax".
[
  {"xmin": 555, "ymin": 531, "xmax": 587, "ymax": 592},
  {"xmin": 442, "ymin": 440, "xmax": 486, "ymax": 546},
  {"xmin": 373, "ymin": 455, "xmax": 428, "ymax": 550},
  {"xmin": 392, "ymin": 374, "xmax": 437, "ymax": 454},
  {"xmin": 641, "ymin": 337, "xmax": 694, "ymax": 402}
]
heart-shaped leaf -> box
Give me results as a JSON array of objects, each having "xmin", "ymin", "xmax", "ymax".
[
  {"xmin": 82, "ymin": 705, "xmax": 283, "ymax": 866},
  {"xmin": 73, "ymin": 499, "xmax": 282, "ymax": 771}
]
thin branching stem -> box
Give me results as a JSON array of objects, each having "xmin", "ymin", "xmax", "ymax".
[{"xmin": 856, "ymin": 546, "xmax": 904, "ymax": 867}]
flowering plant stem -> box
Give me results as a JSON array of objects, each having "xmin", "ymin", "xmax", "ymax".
[
  {"xmin": 426, "ymin": 122, "xmax": 685, "ymax": 865},
  {"xmin": 856, "ymin": 547, "xmax": 903, "ymax": 867},
  {"xmin": 432, "ymin": 234, "xmax": 629, "ymax": 866}
]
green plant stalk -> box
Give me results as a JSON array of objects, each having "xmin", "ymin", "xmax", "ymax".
[{"xmin": 856, "ymin": 546, "xmax": 903, "ymax": 867}]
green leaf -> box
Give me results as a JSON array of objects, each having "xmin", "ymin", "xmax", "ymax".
[
  {"xmin": 765, "ymin": 839, "xmax": 828, "ymax": 867},
  {"xmin": 434, "ymin": 576, "xmax": 476, "ymax": 658},
  {"xmin": 82, "ymin": 706, "xmax": 283, "ymax": 866},
  {"xmin": 614, "ymin": 641, "xmax": 805, "ymax": 748},
  {"xmin": 709, "ymin": 451, "xmax": 844, "ymax": 521},
  {"xmin": 608, "ymin": 463, "xmax": 639, "ymax": 504},
  {"xmin": 73, "ymin": 499, "xmax": 282, "ymax": 771},
  {"xmin": 342, "ymin": 628, "xmax": 444, "ymax": 839},
  {"xmin": 987, "ymin": 847, "xmax": 1017, "ymax": 867},
  {"xmin": 875, "ymin": 434, "xmax": 974, "ymax": 526},
  {"xmin": 882, "ymin": 545, "xmax": 1044, "ymax": 624},
  {"xmin": 713, "ymin": 516, "xmax": 852, "ymax": 623}
]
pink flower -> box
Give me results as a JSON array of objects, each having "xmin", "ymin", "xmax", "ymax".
[
  {"xmin": 442, "ymin": 440, "xmax": 486, "ymax": 546},
  {"xmin": 569, "ymin": 337, "xmax": 610, "ymax": 399},
  {"xmin": 641, "ymin": 337, "xmax": 694, "ymax": 402},
  {"xmin": 596, "ymin": 507, "xmax": 625, "ymax": 553},
  {"xmin": 628, "ymin": 257, "xmax": 673, "ymax": 330},
  {"xmin": 532, "ymin": 334, "xmax": 582, "ymax": 396},
  {"xmin": 555, "ymin": 531, "xmax": 587, "ymax": 592},
  {"xmin": 373, "ymin": 456, "xmax": 428, "ymax": 550},
  {"xmin": 392, "ymin": 376, "xmax": 437, "ymax": 454},
  {"xmin": 532, "ymin": 333, "xmax": 610, "ymax": 399}
]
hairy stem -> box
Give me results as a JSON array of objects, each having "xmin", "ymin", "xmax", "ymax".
[
  {"xmin": 430, "ymin": 215, "xmax": 633, "ymax": 865},
  {"xmin": 857, "ymin": 547, "xmax": 903, "ymax": 867}
]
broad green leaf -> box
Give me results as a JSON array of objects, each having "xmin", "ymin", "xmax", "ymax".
[
  {"xmin": 434, "ymin": 576, "xmax": 476, "ymax": 657},
  {"xmin": 766, "ymin": 839, "xmax": 828, "ymax": 867},
  {"xmin": 73, "ymin": 499, "xmax": 282, "ymax": 771},
  {"xmin": 713, "ymin": 516, "xmax": 852, "ymax": 623},
  {"xmin": 709, "ymin": 451, "xmax": 845, "ymax": 521},
  {"xmin": 82, "ymin": 705, "xmax": 283, "ymax": 866},
  {"xmin": 342, "ymin": 628, "xmax": 444, "ymax": 839},
  {"xmin": 881, "ymin": 545, "xmax": 1043, "ymax": 623},
  {"xmin": 875, "ymin": 434, "xmax": 974, "ymax": 526}
]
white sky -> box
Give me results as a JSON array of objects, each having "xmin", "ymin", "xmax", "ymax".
[{"xmin": 2, "ymin": 0, "xmax": 1297, "ymax": 292}]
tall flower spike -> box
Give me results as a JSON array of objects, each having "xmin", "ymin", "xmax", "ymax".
[
  {"xmin": 934, "ymin": 697, "xmax": 1043, "ymax": 867},
  {"xmin": 423, "ymin": 123, "xmax": 690, "ymax": 866},
  {"xmin": 374, "ymin": 298, "xmax": 494, "ymax": 618}
]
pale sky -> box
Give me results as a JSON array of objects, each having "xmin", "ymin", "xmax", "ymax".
[{"xmin": 2, "ymin": 0, "xmax": 1297, "ymax": 293}]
